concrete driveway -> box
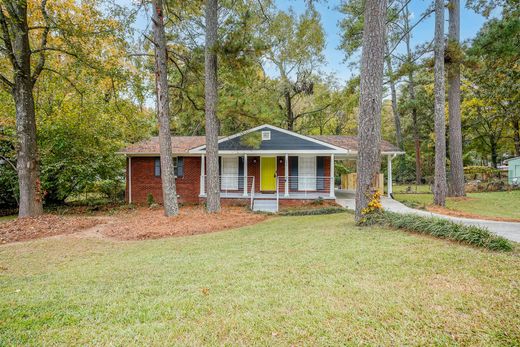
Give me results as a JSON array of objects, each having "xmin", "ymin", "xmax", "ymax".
[{"xmin": 335, "ymin": 190, "xmax": 520, "ymax": 243}]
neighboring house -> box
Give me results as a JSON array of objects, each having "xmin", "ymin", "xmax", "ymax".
[
  {"xmin": 506, "ymin": 157, "xmax": 520, "ymax": 186},
  {"xmin": 119, "ymin": 124, "xmax": 403, "ymax": 211}
]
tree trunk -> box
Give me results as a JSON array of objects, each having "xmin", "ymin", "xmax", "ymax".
[
  {"xmin": 152, "ymin": 0, "xmax": 179, "ymax": 216},
  {"xmin": 9, "ymin": 2, "xmax": 44, "ymax": 217},
  {"xmin": 447, "ymin": 0, "xmax": 465, "ymax": 197},
  {"xmin": 513, "ymin": 117, "xmax": 520, "ymax": 156},
  {"xmin": 433, "ymin": 0, "xmax": 447, "ymax": 206},
  {"xmin": 14, "ymin": 78, "xmax": 43, "ymax": 217},
  {"xmin": 354, "ymin": 0, "xmax": 387, "ymax": 222},
  {"xmin": 404, "ymin": 5, "xmax": 422, "ymax": 185},
  {"xmin": 285, "ymin": 90, "xmax": 294, "ymax": 131},
  {"xmin": 385, "ymin": 45, "xmax": 402, "ymax": 149},
  {"xmin": 204, "ymin": 0, "xmax": 221, "ymax": 213},
  {"xmin": 490, "ymin": 139, "xmax": 498, "ymax": 168}
]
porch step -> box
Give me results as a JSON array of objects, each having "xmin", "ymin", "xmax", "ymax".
[{"xmin": 253, "ymin": 199, "xmax": 278, "ymax": 213}]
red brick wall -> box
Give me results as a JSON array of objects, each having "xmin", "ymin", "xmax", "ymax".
[
  {"xmin": 247, "ymin": 156, "xmax": 260, "ymax": 192},
  {"xmin": 126, "ymin": 156, "xmax": 201, "ymax": 204},
  {"xmin": 126, "ymin": 155, "xmax": 333, "ymax": 205}
]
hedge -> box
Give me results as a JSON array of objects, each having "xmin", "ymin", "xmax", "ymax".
[
  {"xmin": 279, "ymin": 206, "xmax": 347, "ymax": 216},
  {"xmin": 366, "ymin": 211, "xmax": 513, "ymax": 251}
]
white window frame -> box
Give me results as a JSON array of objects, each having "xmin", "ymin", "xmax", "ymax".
[
  {"xmin": 261, "ymin": 131, "xmax": 271, "ymax": 141},
  {"xmin": 298, "ymin": 156, "xmax": 316, "ymax": 191},
  {"xmin": 221, "ymin": 156, "xmax": 239, "ymax": 190}
]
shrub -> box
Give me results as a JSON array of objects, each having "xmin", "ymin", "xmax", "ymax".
[
  {"xmin": 366, "ymin": 211, "xmax": 513, "ymax": 251},
  {"xmin": 279, "ymin": 206, "xmax": 346, "ymax": 216},
  {"xmin": 146, "ymin": 193, "xmax": 155, "ymax": 207}
]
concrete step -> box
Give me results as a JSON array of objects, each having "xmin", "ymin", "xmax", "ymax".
[{"xmin": 253, "ymin": 199, "xmax": 278, "ymax": 213}]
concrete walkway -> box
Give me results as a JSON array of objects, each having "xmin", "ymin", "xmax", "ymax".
[{"xmin": 335, "ymin": 190, "xmax": 520, "ymax": 243}]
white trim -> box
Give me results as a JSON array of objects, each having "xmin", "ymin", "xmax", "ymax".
[
  {"xmin": 204, "ymin": 149, "xmax": 347, "ymax": 155},
  {"xmin": 387, "ymin": 154, "xmax": 396, "ymax": 198},
  {"xmin": 128, "ymin": 157, "xmax": 132, "ymax": 204},
  {"xmin": 330, "ymin": 154, "xmax": 335, "ymax": 198},
  {"xmin": 118, "ymin": 150, "xmax": 405, "ymax": 156},
  {"xmin": 200, "ymin": 155, "xmax": 205, "ymax": 196},
  {"xmin": 243, "ymin": 154, "xmax": 248, "ymax": 196},
  {"xmin": 189, "ymin": 124, "xmax": 348, "ymax": 153},
  {"xmin": 284, "ymin": 154, "xmax": 289, "ymax": 197},
  {"xmin": 260, "ymin": 156, "xmax": 277, "ymax": 191}
]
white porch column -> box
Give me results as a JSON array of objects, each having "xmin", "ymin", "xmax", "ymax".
[
  {"xmin": 330, "ymin": 154, "xmax": 335, "ymax": 198},
  {"xmin": 387, "ymin": 155, "xmax": 393, "ymax": 198},
  {"xmin": 200, "ymin": 155, "xmax": 205, "ymax": 196},
  {"xmin": 128, "ymin": 157, "xmax": 132, "ymax": 204},
  {"xmin": 284, "ymin": 153, "xmax": 289, "ymax": 197},
  {"xmin": 243, "ymin": 154, "xmax": 248, "ymax": 196}
]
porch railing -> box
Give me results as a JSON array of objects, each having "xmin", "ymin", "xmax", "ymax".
[
  {"xmin": 276, "ymin": 176, "xmax": 334, "ymax": 198},
  {"xmin": 200, "ymin": 175, "xmax": 255, "ymax": 209}
]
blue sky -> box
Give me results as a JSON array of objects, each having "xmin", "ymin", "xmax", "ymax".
[
  {"xmin": 129, "ymin": 0, "xmax": 491, "ymax": 85},
  {"xmin": 275, "ymin": 0, "xmax": 490, "ymax": 83}
]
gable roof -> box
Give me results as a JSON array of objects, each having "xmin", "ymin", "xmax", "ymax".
[
  {"xmin": 118, "ymin": 124, "xmax": 404, "ymax": 155},
  {"xmin": 190, "ymin": 124, "xmax": 346, "ymax": 153}
]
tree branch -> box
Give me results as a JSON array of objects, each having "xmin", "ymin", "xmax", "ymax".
[
  {"xmin": 41, "ymin": 67, "xmax": 83, "ymax": 99},
  {"xmin": 0, "ymin": 5, "xmax": 18, "ymax": 70},
  {"xmin": 0, "ymin": 73, "xmax": 13, "ymax": 91},
  {"xmin": 294, "ymin": 104, "xmax": 331, "ymax": 120},
  {"xmin": 32, "ymin": 0, "xmax": 50, "ymax": 83}
]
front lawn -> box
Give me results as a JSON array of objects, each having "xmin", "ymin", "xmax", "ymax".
[
  {"xmin": 1, "ymin": 213, "xmax": 519, "ymax": 345},
  {"xmin": 394, "ymin": 189, "xmax": 520, "ymax": 220}
]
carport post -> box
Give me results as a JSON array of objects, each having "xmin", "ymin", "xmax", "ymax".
[{"xmin": 387, "ymin": 155, "xmax": 393, "ymax": 198}]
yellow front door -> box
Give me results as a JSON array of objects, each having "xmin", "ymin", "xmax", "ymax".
[{"xmin": 260, "ymin": 157, "xmax": 277, "ymax": 191}]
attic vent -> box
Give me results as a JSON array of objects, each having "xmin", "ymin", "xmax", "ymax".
[{"xmin": 261, "ymin": 131, "xmax": 271, "ymax": 141}]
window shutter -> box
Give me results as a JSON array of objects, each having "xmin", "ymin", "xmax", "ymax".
[
  {"xmin": 316, "ymin": 157, "xmax": 325, "ymax": 190},
  {"xmin": 177, "ymin": 157, "xmax": 184, "ymax": 178},
  {"xmin": 289, "ymin": 156, "xmax": 298, "ymax": 190},
  {"xmin": 238, "ymin": 157, "xmax": 244, "ymax": 190}
]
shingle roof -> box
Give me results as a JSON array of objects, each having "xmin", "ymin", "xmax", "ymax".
[
  {"xmin": 310, "ymin": 135, "xmax": 402, "ymax": 153},
  {"xmin": 119, "ymin": 134, "xmax": 402, "ymax": 154},
  {"xmin": 119, "ymin": 136, "xmax": 206, "ymax": 154}
]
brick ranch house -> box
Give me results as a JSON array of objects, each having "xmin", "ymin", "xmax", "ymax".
[{"xmin": 119, "ymin": 124, "xmax": 403, "ymax": 211}]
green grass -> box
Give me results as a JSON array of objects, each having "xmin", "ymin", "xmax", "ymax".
[
  {"xmin": 394, "ymin": 190, "xmax": 520, "ymax": 219},
  {"xmin": 391, "ymin": 184, "xmax": 433, "ymax": 194},
  {"xmin": 0, "ymin": 215, "xmax": 16, "ymax": 223},
  {"xmin": 1, "ymin": 214, "xmax": 519, "ymax": 345}
]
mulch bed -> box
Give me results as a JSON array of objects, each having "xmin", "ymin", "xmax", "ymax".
[
  {"xmin": 0, "ymin": 215, "xmax": 101, "ymax": 244},
  {"xmin": 0, "ymin": 206, "xmax": 269, "ymax": 244},
  {"xmin": 101, "ymin": 206, "xmax": 269, "ymax": 240}
]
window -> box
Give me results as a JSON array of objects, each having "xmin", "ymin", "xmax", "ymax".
[
  {"xmin": 221, "ymin": 156, "xmax": 238, "ymax": 190},
  {"xmin": 154, "ymin": 158, "xmax": 161, "ymax": 177},
  {"xmin": 261, "ymin": 130, "xmax": 271, "ymax": 141},
  {"xmin": 154, "ymin": 157, "xmax": 184, "ymax": 178},
  {"xmin": 298, "ymin": 156, "xmax": 316, "ymax": 191}
]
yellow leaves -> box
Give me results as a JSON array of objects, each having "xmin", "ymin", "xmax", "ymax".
[{"xmin": 361, "ymin": 191, "xmax": 383, "ymax": 216}]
